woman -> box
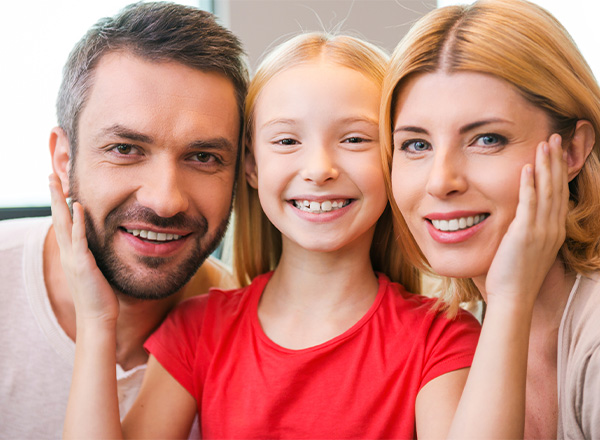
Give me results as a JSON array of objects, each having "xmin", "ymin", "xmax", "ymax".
[{"xmin": 382, "ymin": 0, "xmax": 600, "ymax": 437}]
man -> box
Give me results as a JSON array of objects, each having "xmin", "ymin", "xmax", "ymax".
[{"xmin": 0, "ymin": 3, "xmax": 247, "ymax": 438}]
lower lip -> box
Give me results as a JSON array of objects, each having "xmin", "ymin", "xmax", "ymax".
[
  {"xmin": 425, "ymin": 217, "xmax": 487, "ymax": 244},
  {"xmin": 118, "ymin": 229, "xmax": 191, "ymax": 257},
  {"xmin": 289, "ymin": 201, "xmax": 352, "ymax": 223}
]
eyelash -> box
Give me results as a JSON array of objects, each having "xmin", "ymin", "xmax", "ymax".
[{"xmin": 398, "ymin": 133, "xmax": 509, "ymax": 153}]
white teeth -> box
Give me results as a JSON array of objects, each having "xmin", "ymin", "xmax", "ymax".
[
  {"xmin": 431, "ymin": 214, "xmax": 488, "ymax": 232},
  {"xmin": 293, "ymin": 199, "xmax": 350, "ymax": 213},
  {"xmin": 125, "ymin": 229, "xmax": 182, "ymax": 242}
]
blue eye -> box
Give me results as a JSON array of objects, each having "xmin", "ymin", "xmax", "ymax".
[
  {"xmin": 400, "ymin": 139, "xmax": 431, "ymax": 152},
  {"xmin": 474, "ymin": 133, "xmax": 507, "ymax": 147}
]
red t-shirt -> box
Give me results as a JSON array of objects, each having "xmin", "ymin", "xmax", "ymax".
[{"xmin": 145, "ymin": 272, "xmax": 480, "ymax": 439}]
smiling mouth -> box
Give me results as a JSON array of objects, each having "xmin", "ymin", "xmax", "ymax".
[
  {"xmin": 428, "ymin": 214, "xmax": 489, "ymax": 232},
  {"xmin": 291, "ymin": 199, "xmax": 352, "ymax": 214},
  {"xmin": 122, "ymin": 227, "xmax": 186, "ymax": 242}
]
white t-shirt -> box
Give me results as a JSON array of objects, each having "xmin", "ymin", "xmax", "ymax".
[{"xmin": 0, "ymin": 217, "xmax": 233, "ymax": 439}]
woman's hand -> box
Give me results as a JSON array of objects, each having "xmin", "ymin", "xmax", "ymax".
[
  {"xmin": 49, "ymin": 174, "xmax": 119, "ymax": 326},
  {"xmin": 485, "ymin": 133, "xmax": 568, "ymax": 309}
]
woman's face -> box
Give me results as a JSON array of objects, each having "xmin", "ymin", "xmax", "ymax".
[{"xmin": 391, "ymin": 71, "xmax": 553, "ymax": 279}]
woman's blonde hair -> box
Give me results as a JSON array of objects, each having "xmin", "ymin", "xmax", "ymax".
[
  {"xmin": 381, "ymin": 0, "xmax": 600, "ymax": 315},
  {"xmin": 234, "ymin": 32, "xmax": 421, "ymax": 294}
]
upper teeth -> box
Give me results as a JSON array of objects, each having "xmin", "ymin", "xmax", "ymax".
[
  {"xmin": 431, "ymin": 214, "xmax": 488, "ymax": 232},
  {"xmin": 125, "ymin": 229, "xmax": 181, "ymax": 241},
  {"xmin": 293, "ymin": 199, "xmax": 350, "ymax": 213}
]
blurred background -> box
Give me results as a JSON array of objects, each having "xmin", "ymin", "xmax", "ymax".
[{"xmin": 1, "ymin": 0, "xmax": 598, "ymax": 217}]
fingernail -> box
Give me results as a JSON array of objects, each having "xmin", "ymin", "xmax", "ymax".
[{"xmin": 543, "ymin": 143, "xmax": 550, "ymax": 155}]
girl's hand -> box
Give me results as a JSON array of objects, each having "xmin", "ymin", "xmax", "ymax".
[
  {"xmin": 485, "ymin": 134, "xmax": 568, "ymax": 309},
  {"xmin": 49, "ymin": 174, "xmax": 119, "ymax": 326}
]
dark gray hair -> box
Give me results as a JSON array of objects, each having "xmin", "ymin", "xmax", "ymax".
[{"xmin": 56, "ymin": 1, "xmax": 248, "ymax": 156}]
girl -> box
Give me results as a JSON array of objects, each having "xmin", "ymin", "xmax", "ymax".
[
  {"xmin": 55, "ymin": 32, "xmax": 482, "ymax": 439},
  {"xmin": 382, "ymin": 0, "xmax": 600, "ymax": 438}
]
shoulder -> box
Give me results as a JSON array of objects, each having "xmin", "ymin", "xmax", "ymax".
[
  {"xmin": 180, "ymin": 256, "xmax": 238, "ymax": 300},
  {"xmin": 0, "ymin": 217, "xmax": 51, "ymax": 251}
]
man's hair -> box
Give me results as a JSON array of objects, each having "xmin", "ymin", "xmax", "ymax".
[{"xmin": 56, "ymin": 1, "xmax": 248, "ymax": 157}]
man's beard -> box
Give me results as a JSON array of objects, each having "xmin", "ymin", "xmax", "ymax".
[{"xmin": 70, "ymin": 184, "xmax": 230, "ymax": 300}]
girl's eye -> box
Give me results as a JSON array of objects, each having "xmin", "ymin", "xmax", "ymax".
[
  {"xmin": 276, "ymin": 138, "xmax": 298, "ymax": 146},
  {"xmin": 473, "ymin": 133, "xmax": 507, "ymax": 147},
  {"xmin": 400, "ymin": 139, "xmax": 431, "ymax": 153},
  {"xmin": 344, "ymin": 136, "xmax": 366, "ymax": 143}
]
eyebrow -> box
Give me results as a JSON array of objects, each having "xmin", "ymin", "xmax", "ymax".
[
  {"xmin": 98, "ymin": 124, "xmax": 236, "ymax": 152},
  {"xmin": 261, "ymin": 116, "xmax": 378, "ymax": 130},
  {"xmin": 393, "ymin": 118, "xmax": 512, "ymax": 135}
]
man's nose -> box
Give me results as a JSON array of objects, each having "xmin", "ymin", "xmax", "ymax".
[{"xmin": 135, "ymin": 161, "xmax": 189, "ymax": 218}]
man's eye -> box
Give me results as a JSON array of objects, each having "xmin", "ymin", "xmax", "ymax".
[
  {"xmin": 113, "ymin": 144, "xmax": 137, "ymax": 155},
  {"xmin": 194, "ymin": 152, "xmax": 216, "ymax": 163}
]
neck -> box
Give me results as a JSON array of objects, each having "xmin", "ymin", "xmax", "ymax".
[
  {"xmin": 474, "ymin": 259, "xmax": 575, "ymax": 331},
  {"xmin": 44, "ymin": 225, "xmax": 184, "ymax": 370}
]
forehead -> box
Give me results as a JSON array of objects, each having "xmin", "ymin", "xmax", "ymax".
[
  {"xmin": 255, "ymin": 61, "xmax": 380, "ymax": 120},
  {"xmin": 78, "ymin": 51, "xmax": 240, "ymax": 146},
  {"xmin": 394, "ymin": 71, "xmax": 545, "ymax": 124}
]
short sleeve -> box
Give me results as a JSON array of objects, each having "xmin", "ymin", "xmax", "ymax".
[
  {"xmin": 144, "ymin": 296, "xmax": 209, "ymax": 397},
  {"xmin": 420, "ymin": 308, "xmax": 481, "ymax": 390}
]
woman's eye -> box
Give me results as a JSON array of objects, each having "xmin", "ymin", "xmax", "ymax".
[
  {"xmin": 474, "ymin": 133, "xmax": 507, "ymax": 147},
  {"xmin": 400, "ymin": 139, "xmax": 431, "ymax": 152}
]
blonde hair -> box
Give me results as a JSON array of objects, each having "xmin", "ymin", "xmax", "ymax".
[
  {"xmin": 381, "ymin": 0, "xmax": 600, "ymax": 315},
  {"xmin": 234, "ymin": 32, "xmax": 421, "ymax": 294}
]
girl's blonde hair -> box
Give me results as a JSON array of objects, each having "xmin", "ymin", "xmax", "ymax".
[
  {"xmin": 234, "ymin": 32, "xmax": 421, "ymax": 294},
  {"xmin": 381, "ymin": 0, "xmax": 600, "ymax": 315}
]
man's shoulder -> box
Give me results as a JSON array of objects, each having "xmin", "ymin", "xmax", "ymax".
[
  {"xmin": 0, "ymin": 216, "xmax": 51, "ymax": 251},
  {"xmin": 179, "ymin": 256, "xmax": 238, "ymax": 301}
]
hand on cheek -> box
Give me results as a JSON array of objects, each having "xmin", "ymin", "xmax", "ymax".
[
  {"xmin": 484, "ymin": 134, "xmax": 568, "ymax": 309},
  {"xmin": 49, "ymin": 174, "xmax": 119, "ymax": 327}
]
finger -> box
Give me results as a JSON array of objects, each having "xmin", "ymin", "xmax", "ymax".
[
  {"xmin": 71, "ymin": 202, "xmax": 90, "ymax": 256},
  {"xmin": 558, "ymin": 141, "xmax": 570, "ymax": 224},
  {"xmin": 547, "ymin": 134, "xmax": 565, "ymax": 220},
  {"xmin": 533, "ymin": 139, "xmax": 553, "ymax": 226},
  {"xmin": 49, "ymin": 173, "xmax": 73, "ymax": 252},
  {"xmin": 513, "ymin": 163, "xmax": 536, "ymax": 231}
]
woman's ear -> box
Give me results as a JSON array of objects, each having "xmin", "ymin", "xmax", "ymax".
[
  {"xmin": 49, "ymin": 127, "xmax": 71, "ymax": 196},
  {"xmin": 245, "ymin": 147, "xmax": 259, "ymax": 189},
  {"xmin": 566, "ymin": 120, "xmax": 595, "ymax": 181}
]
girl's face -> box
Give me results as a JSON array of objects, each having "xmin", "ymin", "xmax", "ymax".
[
  {"xmin": 391, "ymin": 71, "xmax": 553, "ymax": 279},
  {"xmin": 249, "ymin": 60, "xmax": 387, "ymax": 254}
]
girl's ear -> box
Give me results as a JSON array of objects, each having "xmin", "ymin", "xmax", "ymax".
[
  {"xmin": 245, "ymin": 147, "xmax": 259, "ymax": 189},
  {"xmin": 566, "ymin": 120, "xmax": 595, "ymax": 181},
  {"xmin": 49, "ymin": 127, "xmax": 71, "ymax": 196}
]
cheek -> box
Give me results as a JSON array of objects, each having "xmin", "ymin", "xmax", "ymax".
[{"xmin": 390, "ymin": 158, "xmax": 421, "ymax": 217}]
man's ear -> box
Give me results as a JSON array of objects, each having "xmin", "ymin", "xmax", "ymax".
[
  {"xmin": 566, "ymin": 120, "xmax": 595, "ymax": 181},
  {"xmin": 49, "ymin": 127, "xmax": 71, "ymax": 196},
  {"xmin": 245, "ymin": 147, "xmax": 258, "ymax": 189}
]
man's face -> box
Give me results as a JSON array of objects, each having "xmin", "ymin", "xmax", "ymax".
[{"xmin": 69, "ymin": 52, "xmax": 239, "ymax": 299}]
